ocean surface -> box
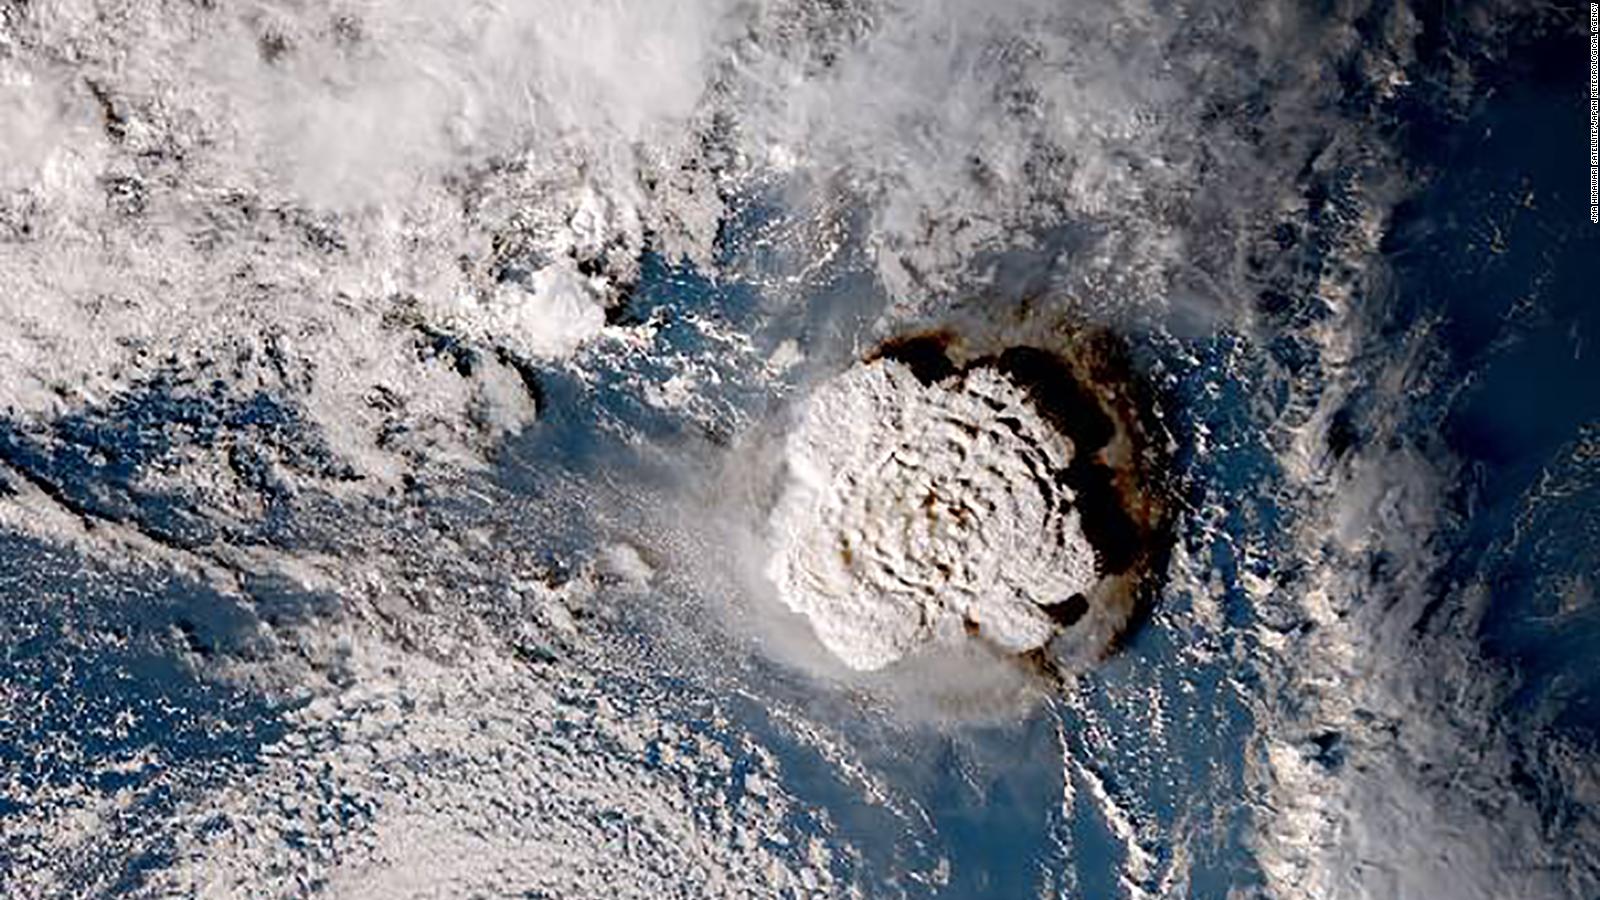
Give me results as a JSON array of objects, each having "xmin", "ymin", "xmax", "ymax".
[{"xmin": 2, "ymin": 1, "xmax": 1598, "ymax": 897}]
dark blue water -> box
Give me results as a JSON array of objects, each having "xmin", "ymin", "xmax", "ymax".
[
  {"xmin": 1387, "ymin": 21, "xmax": 1600, "ymax": 744},
  {"xmin": 0, "ymin": 532, "xmax": 290, "ymax": 886},
  {"xmin": 1, "ymin": 7, "xmax": 1595, "ymax": 896}
]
